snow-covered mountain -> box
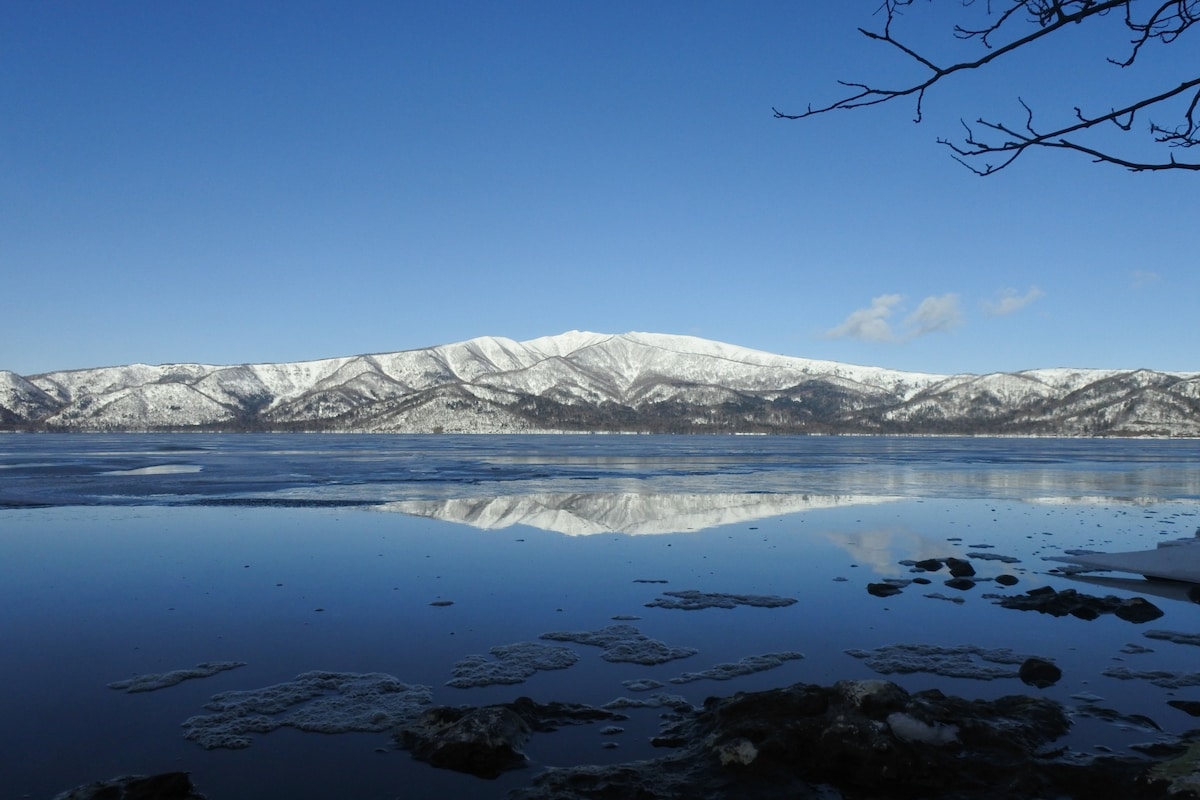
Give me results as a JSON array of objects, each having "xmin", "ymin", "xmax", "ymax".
[{"xmin": 3, "ymin": 331, "xmax": 1198, "ymax": 436}]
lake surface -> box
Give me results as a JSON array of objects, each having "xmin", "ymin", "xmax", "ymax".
[{"xmin": 3, "ymin": 434, "xmax": 1200, "ymax": 799}]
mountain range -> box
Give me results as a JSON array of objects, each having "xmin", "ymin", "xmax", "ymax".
[{"xmin": 3, "ymin": 331, "xmax": 1198, "ymax": 436}]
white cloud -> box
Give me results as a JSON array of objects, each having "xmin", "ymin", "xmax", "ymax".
[
  {"xmin": 825, "ymin": 294, "xmax": 902, "ymax": 342},
  {"xmin": 826, "ymin": 293, "xmax": 964, "ymax": 342},
  {"xmin": 983, "ymin": 286, "xmax": 1044, "ymax": 317},
  {"xmin": 904, "ymin": 293, "xmax": 963, "ymax": 336}
]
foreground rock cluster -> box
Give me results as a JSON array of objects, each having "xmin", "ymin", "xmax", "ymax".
[
  {"xmin": 393, "ymin": 679, "xmax": 1200, "ymax": 800},
  {"xmin": 55, "ymin": 677, "xmax": 1200, "ymax": 799}
]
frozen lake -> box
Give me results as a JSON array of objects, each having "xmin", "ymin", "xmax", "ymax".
[{"xmin": 3, "ymin": 434, "xmax": 1200, "ymax": 799}]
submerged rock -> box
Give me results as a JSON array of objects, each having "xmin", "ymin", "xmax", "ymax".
[
  {"xmin": 52, "ymin": 773, "xmax": 204, "ymax": 800},
  {"xmin": 1145, "ymin": 631, "xmax": 1200, "ymax": 647},
  {"xmin": 1104, "ymin": 666, "xmax": 1200, "ymax": 690},
  {"xmin": 395, "ymin": 696, "xmax": 624, "ymax": 779},
  {"xmin": 510, "ymin": 679, "xmax": 1177, "ymax": 800}
]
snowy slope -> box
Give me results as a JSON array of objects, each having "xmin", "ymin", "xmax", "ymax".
[{"xmin": 5, "ymin": 331, "xmax": 1198, "ymax": 435}]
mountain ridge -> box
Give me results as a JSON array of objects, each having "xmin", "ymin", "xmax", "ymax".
[{"xmin": 3, "ymin": 331, "xmax": 1198, "ymax": 436}]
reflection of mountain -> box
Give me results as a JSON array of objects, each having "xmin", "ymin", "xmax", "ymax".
[{"xmin": 379, "ymin": 492, "xmax": 901, "ymax": 536}]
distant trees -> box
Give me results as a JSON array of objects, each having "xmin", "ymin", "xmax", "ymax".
[{"xmin": 775, "ymin": 1, "xmax": 1199, "ymax": 174}]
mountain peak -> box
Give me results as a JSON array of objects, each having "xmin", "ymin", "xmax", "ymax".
[{"xmin": 3, "ymin": 333, "xmax": 1196, "ymax": 436}]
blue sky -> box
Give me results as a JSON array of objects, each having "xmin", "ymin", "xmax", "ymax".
[{"xmin": 3, "ymin": 2, "xmax": 1195, "ymax": 377}]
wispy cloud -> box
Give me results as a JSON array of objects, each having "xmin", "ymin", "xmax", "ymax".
[
  {"xmin": 826, "ymin": 293, "xmax": 962, "ymax": 342},
  {"xmin": 983, "ymin": 286, "xmax": 1044, "ymax": 317},
  {"xmin": 1131, "ymin": 270, "xmax": 1160, "ymax": 288},
  {"xmin": 905, "ymin": 293, "xmax": 963, "ymax": 336},
  {"xmin": 825, "ymin": 294, "xmax": 903, "ymax": 342}
]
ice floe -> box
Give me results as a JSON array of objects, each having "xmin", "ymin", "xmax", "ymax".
[
  {"xmin": 447, "ymin": 642, "xmax": 578, "ymax": 688},
  {"xmin": 540, "ymin": 624, "xmax": 697, "ymax": 665},
  {"xmin": 108, "ymin": 661, "xmax": 246, "ymax": 693},
  {"xmin": 182, "ymin": 671, "xmax": 432, "ymax": 749}
]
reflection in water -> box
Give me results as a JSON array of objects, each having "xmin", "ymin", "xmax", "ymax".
[
  {"xmin": 819, "ymin": 526, "xmax": 956, "ymax": 577},
  {"xmin": 379, "ymin": 492, "xmax": 901, "ymax": 536}
]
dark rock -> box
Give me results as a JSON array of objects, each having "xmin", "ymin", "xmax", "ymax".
[
  {"xmin": 396, "ymin": 696, "xmax": 623, "ymax": 778},
  {"xmin": 945, "ymin": 577, "xmax": 976, "ymax": 591},
  {"xmin": 398, "ymin": 705, "xmax": 531, "ymax": 778},
  {"xmin": 510, "ymin": 679, "xmax": 1178, "ymax": 800},
  {"xmin": 995, "ymin": 574, "xmax": 1020, "ymax": 587},
  {"xmin": 991, "ymin": 587, "xmax": 1163, "ymax": 624},
  {"xmin": 52, "ymin": 773, "xmax": 204, "ymax": 800},
  {"xmin": 1168, "ymin": 700, "xmax": 1200, "ymax": 717},
  {"xmin": 915, "ymin": 558, "xmax": 944, "ymax": 572},
  {"xmin": 1116, "ymin": 597, "xmax": 1167, "ymax": 624},
  {"xmin": 945, "ymin": 557, "xmax": 976, "ymax": 578},
  {"xmin": 1019, "ymin": 657, "xmax": 1062, "ymax": 688},
  {"xmin": 867, "ymin": 582, "xmax": 902, "ymax": 597},
  {"xmin": 912, "ymin": 576, "xmax": 933, "ymax": 585}
]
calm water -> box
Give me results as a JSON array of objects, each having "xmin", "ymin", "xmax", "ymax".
[{"xmin": 2, "ymin": 434, "xmax": 1200, "ymax": 799}]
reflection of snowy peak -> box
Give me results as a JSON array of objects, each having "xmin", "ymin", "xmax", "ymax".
[
  {"xmin": 380, "ymin": 492, "xmax": 900, "ymax": 536},
  {"xmin": 4, "ymin": 331, "xmax": 1198, "ymax": 435}
]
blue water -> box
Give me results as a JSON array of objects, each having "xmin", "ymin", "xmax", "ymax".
[
  {"xmin": 2, "ymin": 434, "xmax": 1199, "ymax": 799},
  {"xmin": 3, "ymin": 433, "xmax": 1198, "ymax": 507}
]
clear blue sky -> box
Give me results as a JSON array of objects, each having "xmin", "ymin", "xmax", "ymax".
[{"xmin": 3, "ymin": 2, "xmax": 1195, "ymax": 376}]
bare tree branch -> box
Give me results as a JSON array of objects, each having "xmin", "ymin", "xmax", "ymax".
[{"xmin": 777, "ymin": 0, "xmax": 1200, "ymax": 173}]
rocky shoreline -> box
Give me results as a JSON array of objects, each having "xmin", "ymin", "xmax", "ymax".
[{"xmin": 56, "ymin": 677, "xmax": 1200, "ymax": 799}]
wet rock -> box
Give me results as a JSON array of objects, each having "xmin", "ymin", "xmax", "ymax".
[
  {"xmin": 398, "ymin": 705, "xmax": 530, "ymax": 778},
  {"xmin": 995, "ymin": 574, "xmax": 1020, "ymax": 587},
  {"xmin": 946, "ymin": 557, "xmax": 977, "ymax": 578},
  {"xmin": 1019, "ymin": 657, "xmax": 1063, "ymax": 688},
  {"xmin": 867, "ymin": 582, "xmax": 902, "ymax": 597},
  {"xmin": 990, "ymin": 587, "xmax": 1163, "ymax": 624},
  {"xmin": 945, "ymin": 577, "xmax": 977, "ymax": 591},
  {"xmin": 52, "ymin": 773, "xmax": 204, "ymax": 800},
  {"xmin": 924, "ymin": 592, "xmax": 965, "ymax": 604},
  {"xmin": 1168, "ymin": 701, "xmax": 1200, "ymax": 717},
  {"xmin": 395, "ymin": 696, "xmax": 624, "ymax": 779},
  {"xmin": 915, "ymin": 558, "xmax": 944, "ymax": 572},
  {"xmin": 510, "ymin": 679, "xmax": 1174, "ymax": 800},
  {"xmin": 1149, "ymin": 741, "xmax": 1200, "ymax": 796},
  {"xmin": 1119, "ymin": 598, "xmax": 1169, "ymax": 624}
]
